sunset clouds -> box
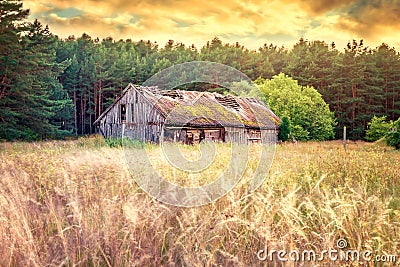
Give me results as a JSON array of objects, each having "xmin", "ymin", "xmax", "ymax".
[{"xmin": 23, "ymin": 0, "xmax": 400, "ymax": 50}]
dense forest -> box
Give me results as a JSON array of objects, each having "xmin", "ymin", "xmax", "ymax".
[{"xmin": 1, "ymin": 0, "xmax": 399, "ymax": 141}]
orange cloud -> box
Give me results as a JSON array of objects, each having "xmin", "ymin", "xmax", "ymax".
[
  {"xmin": 336, "ymin": 1, "xmax": 400, "ymax": 38},
  {"xmin": 285, "ymin": 0, "xmax": 357, "ymax": 14},
  {"xmin": 23, "ymin": 0, "xmax": 400, "ymax": 51}
]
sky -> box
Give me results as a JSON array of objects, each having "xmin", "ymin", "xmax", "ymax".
[{"xmin": 23, "ymin": 0, "xmax": 400, "ymax": 51}]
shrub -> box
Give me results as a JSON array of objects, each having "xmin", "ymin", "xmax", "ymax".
[
  {"xmin": 386, "ymin": 118, "xmax": 400, "ymax": 149},
  {"xmin": 278, "ymin": 117, "xmax": 291, "ymax": 142},
  {"xmin": 105, "ymin": 137, "xmax": 123, "ymax": 148},
  {"xmin": 365, "ymin": 116, "xmax": 393, "ymax": 142},
  {"xmin": 105, "ymin": 137, "xmax": 146, "ymax": 148}
]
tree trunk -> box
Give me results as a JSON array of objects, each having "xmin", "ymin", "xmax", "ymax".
[
  {"xmin": 74, "ymin": 85, "xmax": 77, "ymax": 136},
  {"xmin": 98, "ymin": 90, "xmax": 101, "ymax": 118},
  {"xmin": 351, "ymin": 83, "xmax": 357, "ymax": 121},
  {"xmin": 83, "ymin": 96, "xmax": 87, "ymax": 135},
  {"xmin": 94, "ymin": 82, "xmax": 97, "ymax": 119},
  {"xmin": 392, "ymin": 87, "xmax": 395, "ymax": 120},
  {"xmin": 81, "ymin": 93, "xmax": 84, "ymax": 135},
  {"xmin": 385, "ymin": 69, "xmax": 388, "ymax": 115},
  {"xmin": 89, "ymin": 86, "xmax": 92, "ymax": 134}
]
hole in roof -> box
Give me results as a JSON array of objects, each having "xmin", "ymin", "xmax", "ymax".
[
  {"xmin": 215, "ymin": 95, "xmax": 241, "ymax": 112},
  {"xmin": 161, "ymin": 90, "xmax": 184, "ymax": 100}
]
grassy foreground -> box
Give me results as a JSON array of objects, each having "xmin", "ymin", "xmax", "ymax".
[{"xmin": 1, "ymin": 136, "xmax": 400, "ymax": 266}]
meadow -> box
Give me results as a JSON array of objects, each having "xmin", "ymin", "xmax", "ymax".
[{"xmin": 1, "ymin": 136, "xmax": 399, "ymax": 266}]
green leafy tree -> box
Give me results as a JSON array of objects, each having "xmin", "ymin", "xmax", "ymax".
[
  {"xmin": 386, "ymin": 118, "xmax": 400, "ymax": 149},
  {"xmin": 365, "ymin": 116, "xmax": 393, "ymax": 142},
  {"xmin": 257, "ymin": 73, "xmax": 336, "ymax": 141}
]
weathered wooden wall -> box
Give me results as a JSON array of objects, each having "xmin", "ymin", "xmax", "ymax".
[
  {"xmin": 98, "ymin": 88, "xmax": 165, "ymax": 142},
  {"xmin": 224, "ymin": 128, "xmax": 277, "ymax": 144},
  {"xmin": 163, "ymin": 127, "xmax": 226, "ymax": 144},
  {"xmin": 261, "ymin": 129, "xmax": 278, "ymax": 144},
  {"xmin": 158, "ymin": 127, "xmax": 277, "ymax": 145},
  {"xmin": 225, "ymin": 127, "xmax": 247, "ymax": 144}
]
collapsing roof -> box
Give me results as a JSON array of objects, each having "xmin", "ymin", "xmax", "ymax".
[
  {"xmin": 94, "ymin": 84, "xmax": 280, "ymax": 130},
  {"xmin": 135, "ymin": 86, "xmax": 280, "ymax": 129}
]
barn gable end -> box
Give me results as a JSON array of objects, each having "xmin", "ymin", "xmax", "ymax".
[{"xmin": 94, "ymin": 84, "xmax": 165, "ymax": 142}]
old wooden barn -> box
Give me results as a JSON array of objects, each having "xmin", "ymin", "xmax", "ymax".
[{"xmin": 94, "ymin": 84, "xmax": 280, "ymax": 144}]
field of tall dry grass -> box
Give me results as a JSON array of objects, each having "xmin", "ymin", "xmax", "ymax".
[{"xmin": 1, "ymin": 136, "xmax": 399, "ymax": 266}]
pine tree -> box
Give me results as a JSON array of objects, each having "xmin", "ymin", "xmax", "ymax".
[
  {"xmin": 0, "ymin": 0, "xmax": 29, "ymax": 139},
  {"xmin": 24, "ymin": 20, "xmax": 73, "ymax": 138},
  {"xmin": 374, "ymin": 43, "xmax": 400, "ymax": 121},
  {"xmin": 1, "ymin": 1, "xmax": 72, "ymax": 140}
]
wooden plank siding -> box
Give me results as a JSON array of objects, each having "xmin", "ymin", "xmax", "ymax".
[{"xmin": 98, "ymin": 87, "xmax": 165, "ymax": 142}]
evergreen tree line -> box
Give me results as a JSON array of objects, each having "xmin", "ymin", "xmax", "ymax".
[{"xmin": 1, "ymin": 0, "xmax": 399, "ymax": 140}]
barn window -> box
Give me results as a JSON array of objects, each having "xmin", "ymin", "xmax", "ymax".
[{"xmin": 120, "ymin": 104, "xmax": 126, "ymax": 122}]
